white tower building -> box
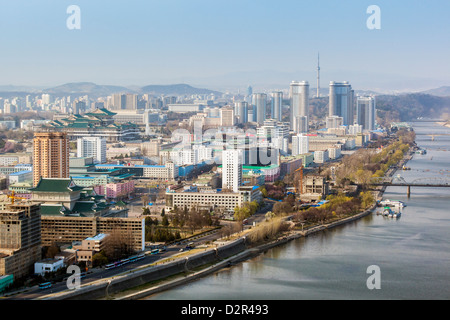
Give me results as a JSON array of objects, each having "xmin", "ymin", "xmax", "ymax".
[
  {"xmin": 222, "ymin": 149, "xmax": 243, "ymax": 193},
  {"xmin": 292, "ymin": 133, "xmax": 309, "ymax": 156},
  {"xmin": 77, "ymin": 137, "xmax": 107, "ymax": 164},
  {"xmin": 289, "ymin": 81, "xmax": 309, "ymax": 132}
]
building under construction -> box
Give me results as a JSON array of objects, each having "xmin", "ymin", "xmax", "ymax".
[
  {"xmin": 301, "ymin": 175, "xmax": 329, "ymax": 202},
  {"xmin": 0, "ymin": 202, "xmax": 42, "ymax": 280}
]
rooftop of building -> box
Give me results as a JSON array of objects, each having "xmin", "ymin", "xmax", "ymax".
[
  {"xmin": 9, "ymin": 170, "xmax": 33, "ymax": 176},
  {"xmin": 29, "ymin": 178, "xmax": 84, "ymax": 193},
  {"xmin": 0, "ymin": 253, "xmax": 10, "ymax": 259},
  {"xmin": 168, "ymin": 185, "xmax": 259, "ymax": 194},
  {"xmin": 85, "ymin": 233, "xmax": 108, "ymax": 241},
  {"xmin": 36, "ymin": 258, "xmax": 64, "ymax": 264},
  {"xmin": 95, "ymin": 164, "xmax": 168, "ymax": 168}
]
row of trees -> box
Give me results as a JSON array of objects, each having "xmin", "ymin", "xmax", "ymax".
[
  {"xmin": 333, "ymin": 130, "xmax": 414, "ymax": 189},
  {"xmin": 233, "ymin": 200, "xmax": 260, "ymax": 223},
  {"xmin": 292, "ymin": 192, "xmax": 374, "ymax": 225},
  {"xmin": 145, "ymin": 226, "xmax": 182, "ymax": 243},
  {"xmin": 170, "ymin": 205, "xmax": 221, "ymax": 233},
  {"xmin": 260, "ymin": 182, "xmax": 285, "ymax": 200},
  {"xmin": 143, "ymin": 205, "xmax": 222, "ymax": 243}
]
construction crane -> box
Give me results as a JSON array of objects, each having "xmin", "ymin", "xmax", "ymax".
[
  {"xmin": 7, "ymin": 191, "xmax": 27, "ymax": 204},
  {"xmin": 294, "ymin": 165, "xmax": 304, "ymax": 194}
]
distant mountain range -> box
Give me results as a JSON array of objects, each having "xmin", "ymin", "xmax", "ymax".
[
  {"xmin": 44, "ymin": 82, "xmax": 130, "ymax": 97},
  {"xmin": 0, "ymin": 82, "xmax": 222, "ymax": 98},
  {"xmin": 2, "ymin": 82, "xmax": 450, "ymax": 98},
  {"xmin": 420, "ymin": 86, "xmax": 450, "ymax": 97}
]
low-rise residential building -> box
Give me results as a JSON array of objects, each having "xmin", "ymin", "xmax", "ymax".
[
  {"xmin": 0, "ymin": 165, "xmax": 33, "ymax": 177},
  {"xmin": 8, "ymin": 170, "xmax": 32, "ymax": 185},
  {"xmin": 73, "ymin": 233, "xmax": 109, "ymax": 267},
  {"xmin": 314, "ymin": 150, "xmax": 329, "ymax": 164},
  {"xmin": 34, "ymin": 259, "xmax": 65, "ymax": 276},
  {"xmin": 93, "ymin": 180, "xmax": 135, "ymax": 200},
  {"xmin": 0, "ymin": 154, "xmax": 32, "ymax": 166},
  {"xmin": 328, "ymin": 147, "xmax": 342, "ymax": 160},
  {"xmin": 280, "ymin": 155, "xmax": 303, "ymax": 176}
]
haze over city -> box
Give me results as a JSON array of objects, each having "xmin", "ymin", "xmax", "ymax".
[{"xmin": 1, "ymin": 0, "xmax": 450, "ymax": 93}]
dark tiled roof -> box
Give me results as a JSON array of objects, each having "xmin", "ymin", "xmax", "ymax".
[{"xmin": 29, "ymin": 178, "xmax": 84, "ymax": 193}]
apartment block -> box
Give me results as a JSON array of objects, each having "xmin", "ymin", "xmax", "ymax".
[
  {"xmin": 33, "ymin": 132, "xmax": 70, "ymax": 186},
  {"xmin": 40, "ymin": 216, "xmax": 145, "ymax": 252}
]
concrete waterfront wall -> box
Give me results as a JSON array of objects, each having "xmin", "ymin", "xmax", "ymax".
[{"xmin": 45, "ymin": 238, "xmax": 247, "ymax": 300}]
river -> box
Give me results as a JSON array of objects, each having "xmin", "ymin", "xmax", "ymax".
[{"xmin": 146, "ymin": 122, "xmax": 450, "ymax": 300}]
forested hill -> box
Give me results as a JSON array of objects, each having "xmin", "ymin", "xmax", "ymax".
[
  {"xmin": 309, "ymin": 93, "xmax": 450, "ymax": 126},
  {"xmin": 375, "ymin": 93, "xmax": 450, "ymax": 124}
]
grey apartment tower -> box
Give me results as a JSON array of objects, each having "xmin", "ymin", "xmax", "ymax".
[{"xmin": 328, "ymin": 81, "xmax": 354, "ymax": 126}]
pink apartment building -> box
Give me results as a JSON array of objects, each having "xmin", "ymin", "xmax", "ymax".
[{"xmin": 94, "ymin": 180, "xmax": 135, "ymax": 200}]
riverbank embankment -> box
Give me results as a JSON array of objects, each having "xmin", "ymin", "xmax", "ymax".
[{"xmin": 39, "ymin": 145, "xmax": 414, "ymax": 301}]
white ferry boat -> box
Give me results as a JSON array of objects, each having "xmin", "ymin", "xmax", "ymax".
[{"xmin": 378, "ymin": 199, "xmax": 406, "ymax": 208}]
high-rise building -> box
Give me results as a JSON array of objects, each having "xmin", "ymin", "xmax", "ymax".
[
  {"xmin": 33, "ymin": 132, "xmax": 70, "ymax": 186},
  {"xmin": 234, "ymin": 101, "xmax": 248, "ymax": 124},
  {"xmin": 356, "ymin": 96, "xmax": 376, "ymax": 131},
  {"xmin": 222, "ymin": 149, "xmax": 243, "ymax": 192},
  {"xmin": 329, "ymin": 81, "xmax": 354, "ymax": 126},
  {"xmin": 26, "ymin": 95, "xmax": 32, "ymax": 109},
  {"xmin": 271, "ymin": 91, "xmax": 283, "ymax": 121},
  {"xmin": 326, "ymin": 115, "xmax": 344, "ymax": 129},
  {"xmin": 0, "ymin": 202, "xmax": 41, "ymax": 280},
  {"xmin": 247, "ymin": 85, "xmax": 253, "ymax": 97},
  {"xmin": 77, "ymin": 137, "xmax": 107, "ymax": 164},
  {"xmin": 111, "ymin": 93, "xmax": 126, "ymax": 110},
  {"xmin": 72, "ymin": 100, "xmax": 86, "ymax": 114},
  {"xmin": 252, "ymin": 93, "xmax": 267, "ymax": 124},
  {"xmin": 41, "ymin": 94, "xmax": 51, "ymax": 105},
  {"xmin": 220, "ymin": 106, "xmax": 235, "ymax": 127},
  {"xmin": 289, "ymin": 81, "xmax": 309, "ymax": 132},
  {"xmin": 292, "ymin": 133, "xmax": 309, "ymax": 155},
  {"xmin": 125, "ymin": 94, "xmax": 138, "ymax": 110},
  {"xmin": 294, "ymin": 115, "xmax": 308, "ymax": 133}
]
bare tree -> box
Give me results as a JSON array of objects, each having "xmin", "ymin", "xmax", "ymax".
[{"xmin": 103, "ymin": 228, "xmax": 135, "ymax": 261}]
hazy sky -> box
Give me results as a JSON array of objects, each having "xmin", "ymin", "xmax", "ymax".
[{"xmin": 1, "ymin": 0, "xmax": 450, "ymax": 92}]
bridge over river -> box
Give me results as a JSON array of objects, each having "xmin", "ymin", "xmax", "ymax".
[{"xmin": 369, "ymin": 175, "xmax": 450, "ymax": 197}]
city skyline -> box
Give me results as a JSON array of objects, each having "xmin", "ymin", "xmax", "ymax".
[{"xmin": 1, "ymin": 1, "xmax": 450, "ymax": 93}]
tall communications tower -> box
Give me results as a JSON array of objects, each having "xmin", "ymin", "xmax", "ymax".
[{"xmin": 316, "ymin": 52, "xmax": 320, "ymax": 98}]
